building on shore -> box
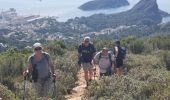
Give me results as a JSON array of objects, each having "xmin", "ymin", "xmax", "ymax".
[{"xmin": 0, "ymin": 8, "xmax": 41, "ymax": 27}]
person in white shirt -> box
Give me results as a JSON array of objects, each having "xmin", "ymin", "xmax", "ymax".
[{"xmin": 93, "ymin": 47, "xmax": 115, "ymax": 77}]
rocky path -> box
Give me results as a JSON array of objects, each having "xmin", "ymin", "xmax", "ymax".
[
  {"xmin": 65, "ymin": 66, "xmax": 99, "ymax": 100},
  {"xmin": 65, "ymin": 68, "xmax": 87, "ymax": 100}
]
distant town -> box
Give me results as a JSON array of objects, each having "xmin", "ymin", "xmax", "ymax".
[
  {"xmin": 0, "ymin": 0, "xmax": 170, "ymax": 51},
  {"xmin": 0, "ymin": 8, "xmax": 41, "ymax": 29}
]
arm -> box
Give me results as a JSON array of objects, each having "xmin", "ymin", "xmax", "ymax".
[
  {"xmin": 48, "ymin": 58, "xmax": 58, "ymax": 81},
  {"xmin": 78, "ymin": 53, "xmax": 81, "ymax": 59},
  {"xmin": 23, "ymin": 57, "xmax": 32, "ymax": 76},
  {"xmin": 93, "ymin": 52, "xmax": 100, "ymax": 66},
  {"xmin": 111, "ymin": 54, "xmax": 115, "ymax": 66},
  {"xmin": 92, "ymin": 60, "xmax": 96, "ymax": 72},
  {"xmin": 48, "ymin": 59, "xmax": 55, "ymax": 75},
  {"xmin": 92, "ymin": 45, "xmax": 96, "ymax": 61},
  {"xmin": 115, "ymin": 46, "xmax": 119, "ymax": 58},
  {"xmin": 27, "ymin": 63, "xmax": 32, "ymax": 72},
  {"xmin": 24, "ymin": 63, "xmax": 32, "ymax": 76}
]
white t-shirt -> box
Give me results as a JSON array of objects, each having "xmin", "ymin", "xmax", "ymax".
[{"xmin": 94, "ymin": 52, "xmax": 115, "ymax": 73}]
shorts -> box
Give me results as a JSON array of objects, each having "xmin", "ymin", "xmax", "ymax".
[
  {"xmin": 115, "ymin": 58, "xmax": 123, "ymax": 68},
  {"xmin": 82, "ymin": 62, "xmax": 92, "ymax": 72}
]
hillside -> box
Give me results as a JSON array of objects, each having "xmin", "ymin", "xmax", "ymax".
[
  {"xmin": 74, "ymin": 0, "xmax": 169, "ymax": 31},
  {"xmin": 83, "ymin": 36, "xmax": 170, "ymax": 99},
  {"xmin": 0, "ymin": 35, "xmax": 170, "ymax": 99},
  {"xmin": 79, "ymin": 0, "xmax": 129, "ymax": 11},
  {"xmin": 0, "ymin": 0, "xmax": 170, "ymax": 50}
]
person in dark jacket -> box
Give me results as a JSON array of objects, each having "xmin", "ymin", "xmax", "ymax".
[
  {"xmin": 78, "ymin": 37, "xmax": 96, "ymax": 87},
  {"xmin": 114, "ymin": 41, "xmax": 123, "ymax": 76}
]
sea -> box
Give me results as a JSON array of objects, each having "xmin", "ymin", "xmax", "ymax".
[{"xmin": 0, "ymin": 0, "xmax": 170, "ymax": 22}]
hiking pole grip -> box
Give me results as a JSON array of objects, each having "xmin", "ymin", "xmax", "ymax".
[{"xmin": 52, "ymin": 73, "xmax": 57, "ymax": 83}]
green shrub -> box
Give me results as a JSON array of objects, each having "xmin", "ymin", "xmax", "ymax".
[
  {"xmin": 84, "ymin": 76, "xmax": 146, "ymax": 100},
  {"xmin": 84, "ymin": 53, "xmax": 170, "ymax": 100},
  {"xmin": 0, "ymin": 44, "xmax": 78, "ymax": 100},
  {"xmin": 0, "ymin": 84, "xmax": 17, "ymax": 100},
  {"xmin": 94, "ymin": 39, "xmax": 114, "ymax": 51},
  {"xmin": 162, "ymin": 51, "xmax": 170, "ymax": 70},
  {"xmin": 55, "ymin": 51, "xmax": 79, "ymax": 95},
  {"xmin": 45, "ymin": 40, "xmax": 66, "ymax": 56}
]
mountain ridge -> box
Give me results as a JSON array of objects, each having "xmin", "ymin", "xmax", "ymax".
[{"xmin": 75, "ymin": 0, "xmax": 170, "ymax": 31}]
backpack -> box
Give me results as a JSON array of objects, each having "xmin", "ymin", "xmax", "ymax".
[
  {"xmin": 98, "ymin": 52, "xmax": 113, "ymax": 75},
  {"xmin": 119, "ymin": 47, "xmax": 126, "ymax": 59},
  {"xmin": 29, "ymin": 52, "xmax": 49, "ymax": 82},
  {"xmin": 114, "ymin": 46, "xmax": 126, "ymax": 59}
]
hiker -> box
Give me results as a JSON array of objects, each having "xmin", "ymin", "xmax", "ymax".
[
  {"xmin": 78, "ymin": 36, "xmax": 96, "ymax": 86},
  {"xmin": 93, "ymin": 47, "xmax": 115, "ymax": 77},
  {"xmin": 113, "ymin": 40, "xmax": 125, "ymax": 76},
  {"xmin": 23, "ymin": 43, "xmax": 57, "ymax": 97}
]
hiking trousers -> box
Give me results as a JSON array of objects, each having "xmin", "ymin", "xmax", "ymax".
[{"xmin": 33, "ymin": 77, "xmax": 52, "ymax": 97}]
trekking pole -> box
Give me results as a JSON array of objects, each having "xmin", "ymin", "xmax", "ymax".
[
  {"xmin": 23, "ymin": 76, "xmax": 27, "ymax": 100},
  {"xmin": 52, "ymin": 75, "xmax": 57, "ymax": 99}
]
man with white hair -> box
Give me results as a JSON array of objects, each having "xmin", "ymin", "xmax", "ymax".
[
  {"xmin": 23, "ymin": 42, "xmax": 57, "ymax": 97},
  {"xmin": 78, "ymin": 36, "xmax": 96, "ymax": 87}
]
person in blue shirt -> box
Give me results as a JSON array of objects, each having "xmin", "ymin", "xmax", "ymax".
[{"xmin": 78, "ymin": 37, "xmax": 96, "ymax": 87}]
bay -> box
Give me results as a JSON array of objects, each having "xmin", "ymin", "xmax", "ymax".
[{"xmin": 0, "ymin": 0, "xmax": 169, "ymax": 22}]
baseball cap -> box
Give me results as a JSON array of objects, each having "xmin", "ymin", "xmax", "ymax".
[
  {"xmin": 84, "ymin": 36, "xmax": 90, "ymax": 41},
  {"xmin": 102, "ymin": 47, "xmax": 109, "ymax": 51},
  {"xmin": 33, "ymin": 43, "xmax": 42, "ymax": 49}
]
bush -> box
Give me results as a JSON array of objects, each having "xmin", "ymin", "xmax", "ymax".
[
  {"xmin": 84, "ymin": 53, "xmax": 170, "ymax": 100},
  {"xmin": 94, "ymin": 39, "xmax": 114, "ymax": 51},
  {"xmin": 84, "ymin": 76, "xmax": 146, "ymax": 100},
  {"xmin": 45, "ymin": 40, "xmax": 66, "ymax": 56},
  {"xmin": 55, "ymin": 51, "xmax": 79, "ymax": 95},
  {"xmin": 0, "ymin": 84, "xmax": 17, "ymax": 100},
  {"xmin": 0, "ymin": 44, "xmax": 79, "ymax": 100},
  {"xmin": 158, "ymin": 51, "xmax": 170, "ymax": 70}
]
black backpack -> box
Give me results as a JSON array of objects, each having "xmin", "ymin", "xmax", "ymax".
[{"xmin": 29, "ymin": 53, "xmax": 49, "ymax": 82}]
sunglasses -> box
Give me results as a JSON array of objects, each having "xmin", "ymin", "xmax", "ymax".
[
  {"xmin": 34, "ymin": 47, "xmax": 42, "ymax": 51},
  {"xmin": 85, "ymin": 41, "xmax": 89, "ymax": 43}
]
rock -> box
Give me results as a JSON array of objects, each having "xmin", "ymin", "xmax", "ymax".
[{"xmin": 79, "ymin": 0, "xmax": 129, "ymax": 11}]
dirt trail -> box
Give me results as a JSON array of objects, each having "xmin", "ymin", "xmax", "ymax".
[
  {"xmin": 65, "ymin": 68, "xmax": 87, "ymax": 100},
  {"xmin": 65, "ymin": 66, "xmax": 99, "ymax": 100}
]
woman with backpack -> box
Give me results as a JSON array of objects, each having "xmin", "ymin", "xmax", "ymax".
[{"xmin": 23, "ymin": 43, "xmax": 57, "ymax": 98}]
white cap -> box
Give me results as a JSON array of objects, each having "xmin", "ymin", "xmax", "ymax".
[
  {"xmin": 84, "ymin": 36, "xmax": 90, "ymax": 41},
  {"xmin": 33, "ymin": 42, "xmax": 42, "ymax": 48}
]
